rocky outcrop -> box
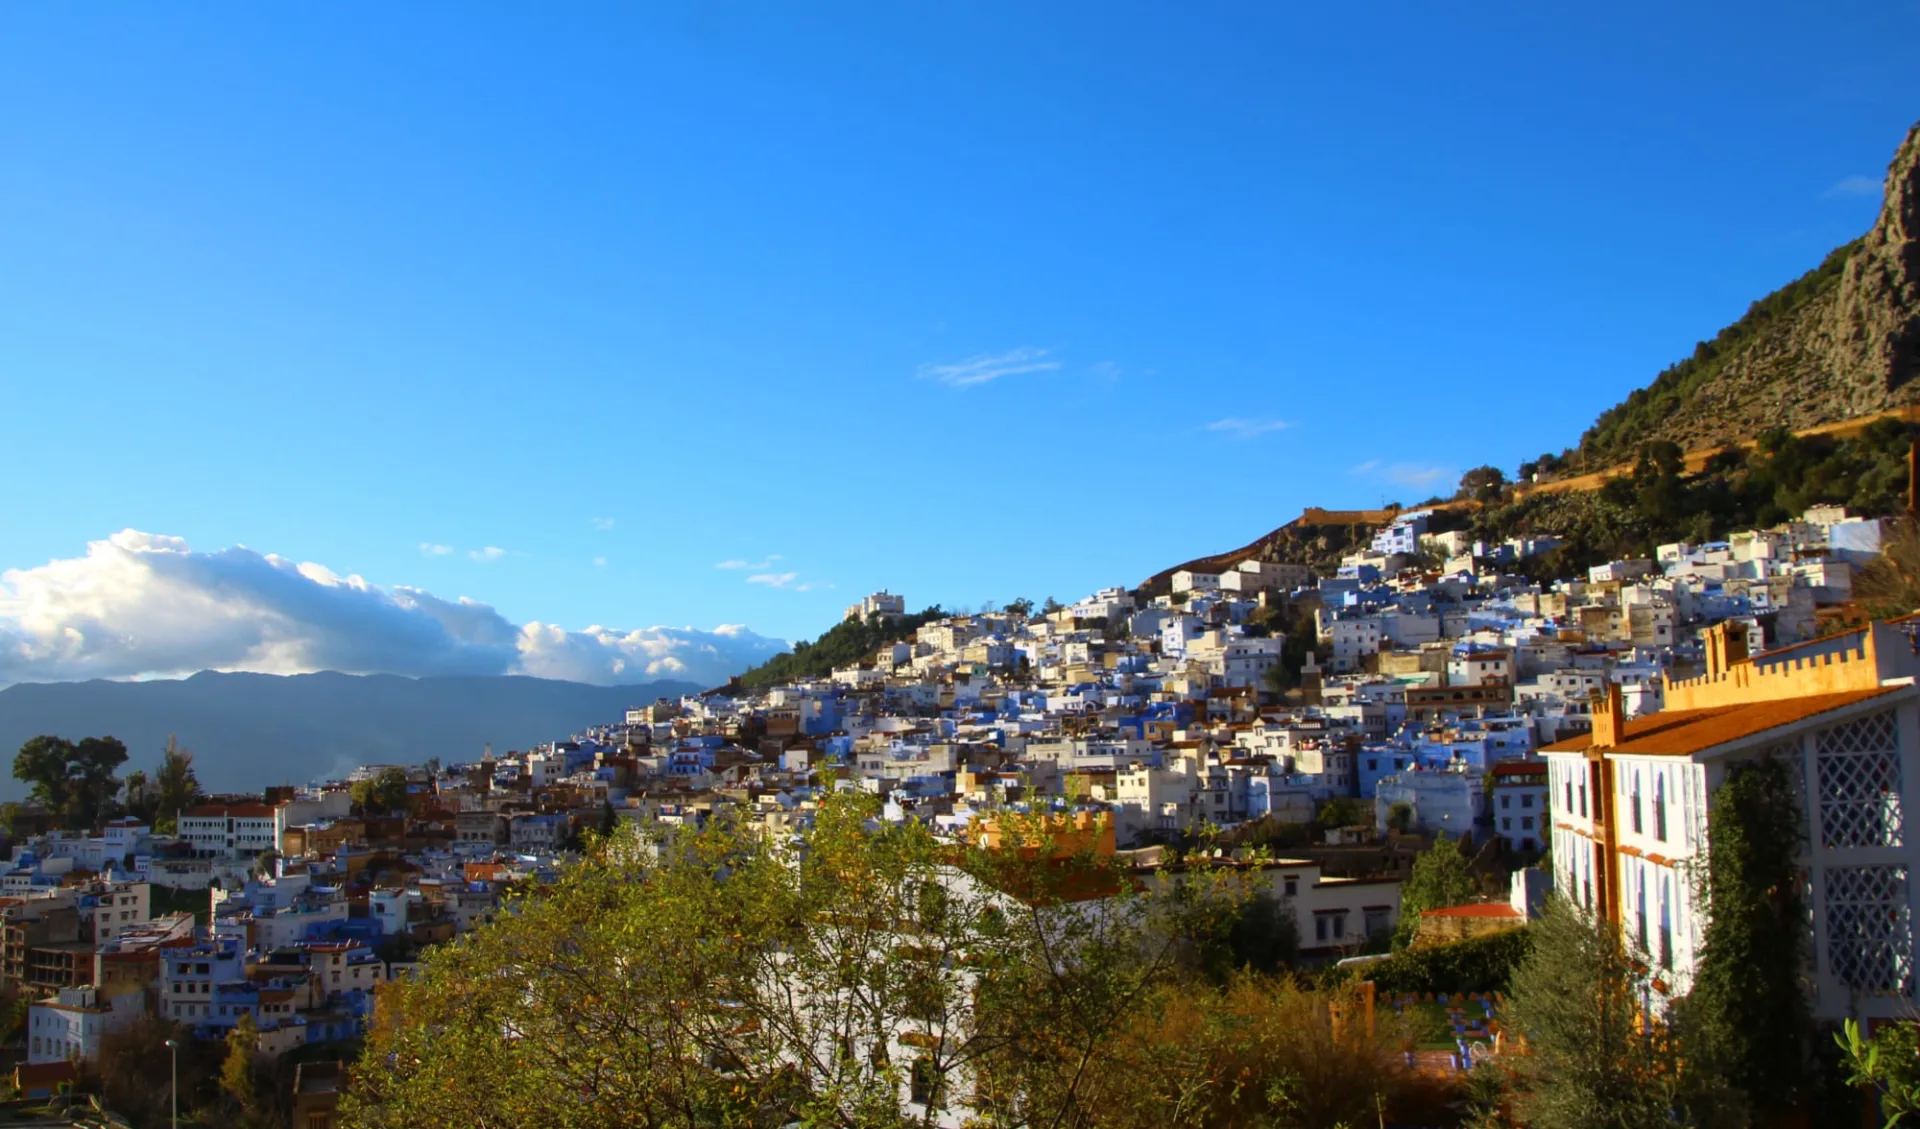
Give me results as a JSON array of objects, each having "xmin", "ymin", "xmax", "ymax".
[{"xmin": 1583, "ymin": 122, "xmax": 1920, "ymax": 459}]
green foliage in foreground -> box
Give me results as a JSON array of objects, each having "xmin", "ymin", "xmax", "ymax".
[
  {"xmin": 1678, "ymin": 757, "xmax": 1812, "ymax": 1111},
  {"xmin": 1501, "ymin": 899, "xmax": 1744, "ymax": 1129},
  {"xmin": 1357, "ymin": 926, "xmax": 1533, "ymax": 996},
  {"xmin": 345, "ymin": 793, "xmax": 1261, "ymax": 1129},
  {"xmin": 1839, "ymin": 1018, "xmax": 1920, "ymax": 1128},
  {"xmin": 735, "ymin": 606, "xmax": 947, "ymax": 689}
]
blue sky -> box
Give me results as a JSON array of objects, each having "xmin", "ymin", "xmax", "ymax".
[{"xmin": 1, "ymin": 2, "xmax": 1915, "ymax": 681}]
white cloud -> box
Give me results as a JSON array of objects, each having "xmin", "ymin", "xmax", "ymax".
[
  {"xmin": 589, "ymin": 517, "xmax": 616, "ymax": 531},
  {"xmin": 716, "ymin": 555, "xmax": 781, "ymax": 570},
  {"xmin": 1202, "ymin": 417, "xmax": 1294, "ymax": 440},
  {"xmin": 593, "ymin": 556, "xmax": 608, "ymax": 568},
  {"xmin": 1385, "ymin": 464, "xmax": 1453, "ymax": 488},
  {"xmin": 1349, "ymin": 459, "xmax": 1382, "ymax": 475},
  {"xmin": 917, "ymin": 347, "xmax": 1060, "ymax": 389},
  {"xmin": 418, "ymin": 543, "xmax": 454, "ymax": 556},
  {"xmin": 746, "ymin": 572, "xmax": 802, "ymax": 589},
  {"xmin": 0, "ymin": 530, "xmax": 787, "ymax": 688},
  {"xmin": 469, "ymin": 546, "xmax": 507, "ymax": 562},
  {"xmin": 1824, "ymin": 174, "xmax": 1881, "ymax": 199}
]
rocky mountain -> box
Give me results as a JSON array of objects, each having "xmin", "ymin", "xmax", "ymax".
[
  {"xmin": 1580, "ymin": 122, "xmax": 1920, "ymax": 465},
  {"xmin": 0, "ymin": 671, "xmax": 700, "ymax": 800}
]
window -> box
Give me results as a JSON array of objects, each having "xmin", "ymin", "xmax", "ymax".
[
  {"xmin": 1522, "ymin": 794, "xmax": 1534, "ymax": 809},
  {"xmin": 1521, "ymin": 816, "xmax": 1534, "ymax": 830},
  {"xmin": 1283, "ymin": 877, "xmax": 1298, "ymax": 898},
  {"xmin": 1654, "ymin": 773, "xmax": 1668, "ymax": 842},
  {"xmin": 1500, "ymin": 795, "xmax": 1511, "ymax": 809},
  {"xmin": 909, "ymin": 1056, "xmax": 942, "ymax": 1106},
  {"xmin": 1631, "ymin": 771, "xmax": 1643, "ymax": 834},
  {"xmin": 1502, "ymin": 818, "xmax": 1512, "ymax": 831}
]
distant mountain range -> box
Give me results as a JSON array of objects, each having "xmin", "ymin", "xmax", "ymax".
[{"xmin": 0, "ymin": 671, "xmax": 701, "ymax": 800}]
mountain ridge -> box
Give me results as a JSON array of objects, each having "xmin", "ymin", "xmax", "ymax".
[
  {"xmin": 1580, "ymin": 121, "xmax": 1920, "ymax": 463},
  {"xmin": 0, "ymin": 670, "xmax": 700, "ymax": 800}
]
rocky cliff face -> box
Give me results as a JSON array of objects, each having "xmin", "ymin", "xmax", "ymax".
[{"xmin": 1582, "ymin": 122, "xmax": 1920, "ymax": 460}]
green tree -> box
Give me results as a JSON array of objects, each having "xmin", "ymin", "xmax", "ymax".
[
  {"xmin": 152, "ymin": 735, "xmax": 205, "ymax": 834},
  {"xmin": 350, "ymin": 767, "xmax": 409, "ymax": 816},
  {"xmin": 1315, "ymin": 796, "xmax": 1369, "ymax": 831},
  {"xmin": 598, "ymin": 798, "xmax": 618, "ymax": 839},
  {"xmin": 220, "ymin": 1013, "xmax": 260, "ymax": 1120},
  {"xmin": 1838, "ymin": 1018, "xmax": 1920, "ymax": 1128},
  {"xmin": 1041, "ymin": 596, "xmax": 1064, "ymax": 615},
  {"xmin": 344, "ymin": 792, "xmax": 1246, "ymax": 1129},
  {"xmin": 1676, "ymin": 757, "xmax": 1811, "ymax": 1110},
  {"xmin": 1393, "ymin": 834, "xmax": 1476, "ymax": 948},
  {"xmin": 1459, "ymin": 465, "xmax": 1509, "ymax": 504},
  {"xmin": 12, "ymin": 734, "xmax": 128, "ymax": 829},
  {"xmin": 1502, "ymin": 898, "xmax": 1736, "ymax": 1129},
  {"xmin": 1005, "ymin": 598, "xmax": 1034, "ymax": 618}
]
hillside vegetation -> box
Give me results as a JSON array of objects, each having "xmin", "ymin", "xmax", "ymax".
[
  {"xmin": 1461, "ymin": 418, "xmax": 1915, "ymax": 575},
  {"xmin": 1569, "ymin": 121, "xmax": 1919, "ymax": 465},
  {"xmin": 1577, "ymin": 240, "xmax": 1864, "ymax": 465},
  {"xmin": 734, "ymin": 605, "xmax": 945, "ymax": 689}
]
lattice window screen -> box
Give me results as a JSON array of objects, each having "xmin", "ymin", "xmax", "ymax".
[
  {"xmin": 1815, "ymin": 711, "xmax": 1903, "ymax": 849},
  {"xmin": 1824, "ymin": 864, "xmax": 1913, "ymax": 996}
]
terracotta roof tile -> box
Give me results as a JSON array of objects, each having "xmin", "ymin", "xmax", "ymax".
[{"xmin": 1540, "ymin": 687, "xmax": 1901, "ymax": 758}]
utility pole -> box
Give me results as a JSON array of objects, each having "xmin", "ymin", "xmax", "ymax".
[{"xmin": 166, "ymin": 1038, "xmax": 179, "ymax": 1129}]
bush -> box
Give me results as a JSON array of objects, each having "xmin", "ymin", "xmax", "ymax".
[{"xmin": 1356, "ymin": 926, "xmax": 1533, "ymax": 995}]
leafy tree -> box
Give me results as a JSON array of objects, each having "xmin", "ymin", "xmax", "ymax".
[
  {"xmin": 1459, "ymin": 466, "xmax": 1509, "ymax": 504},
  {"xmin": 1315, "ymin": 796, "xmax": 1369, "ymax": 830},
  {"xmin": 1838, "ymin": 1018, "xmax": 1920, "ymax": 1128},
  {"xmin": 1005, "ymin": 597, "xmax": 1034, "ymax": 618},
  {"xmin": 598, "ymin": 798, "xmax": 618, "ymax": 839},
  {"xmin": 92, "ymin": 1015, "xmax": 208, "ymax": 1128},
  {"xmin": 344, "ymin": 792, "xmax": 1247, "ymax": 1129},
  {"xmin": 350, "ymin": 767, "xmax": 410, "ymax": 816},
  {"xmin": 1676, "ymin": 757, "xmax": 1811, "ymax": 1110},
  {"xmin": 1502, "ymin": 898, "xmax": 1739, "ymax": 1129},
  {"xmin": 1041, "ymin": 596, "xmax": 1064, "ymax": 615},
  {"xmin": 12, "ymin": 734, "xmax": 128, "ymax": 829},
  {"xmin": 152, "ymin": 735, "xmax": 205, "ymax": 834},
  {"xmin": 220, "ymin": 1012, "xmax": 260, "ymax": 1120},
  {"xmin": 1393, "ymin": 834, "xmax": 1476, "ymax": 948},
  {"xmin": 1386, "ymin": 802, "xmax": 1415, "ymax": 835}
]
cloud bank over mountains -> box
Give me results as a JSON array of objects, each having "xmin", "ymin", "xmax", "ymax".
[{"xmin": 0, "ymin": 531, "xmax": 786, "ymax": 687}]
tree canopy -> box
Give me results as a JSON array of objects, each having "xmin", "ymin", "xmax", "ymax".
[
  {"xmin": 1393, "ymin": 834, "xmax": 1477, "ymax": 948},
  {"xmin": 345, "ymin": 794, "xmax": 1290, "ymax": 1129},
  {"xmin": 12, "ymin": 734, "xmax": 128, "ymax": 830},
  {"xmin": 350, "ymin": 767, "xmax": 410, "ymax": 816}
]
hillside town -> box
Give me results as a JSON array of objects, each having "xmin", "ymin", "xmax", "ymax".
[{"xmin": 0, "ymin": 499, "xmax": 1910, "ymax": 1125}]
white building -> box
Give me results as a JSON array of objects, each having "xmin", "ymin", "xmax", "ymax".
[
  {"xmin": 1543, "ymin": 620, "xmax": 1920, "ymax": 1021},
  {"xmin": 27, "ymin": 985, "xmax": 144, "ymax": 1064},
  {"xmin": 178, "ymin": 802, "xmax": 287, "ymax": 860}
]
